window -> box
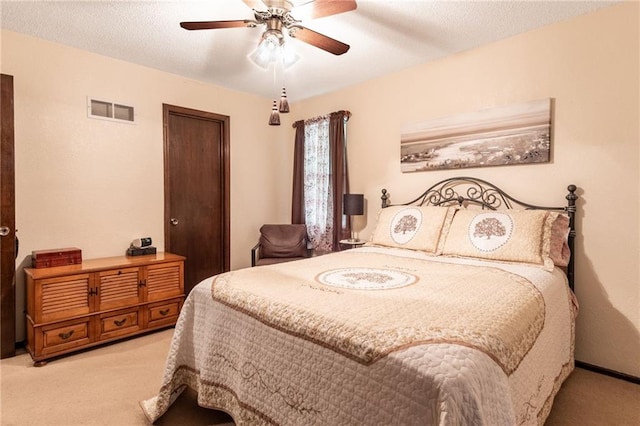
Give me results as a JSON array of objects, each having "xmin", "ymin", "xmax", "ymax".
[
  {"xmin": 303, "ymin": 117, "xmax": 334, "ymax": 252},
  {"xmin": 292, "ymin": 111, "xmax": 351, "ymax": 252}
]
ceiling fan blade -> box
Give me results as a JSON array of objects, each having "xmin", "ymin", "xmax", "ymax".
[
  {"xmin": 293, "ymin": 0, "xmax": 357, "ymax": 20},
  {"xmin": 180, "ymin": 20, "xmax": 252, "ymax": 30},
  {"xmin": 290, "ymin": 26, "xmax": 350, "ymax": 55},
  {"xmin": 241, "ymin": 0, "xmax": 267, "ymax": 10}
]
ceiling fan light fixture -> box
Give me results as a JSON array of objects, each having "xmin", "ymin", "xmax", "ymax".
[
  {"xmin": 281, "ymin": 45, "xmax": 301, "ymax": 69},
  {"xmin": 249, "ymin": 30, "xmax": 299, "ymax": 69},
  {"xmin": 249, "ymin": 31, "xmax": 283, "ymax": 69},
  {"xmin": 280, "ymin": 44, "xmax": 300, "ymax": 69}
]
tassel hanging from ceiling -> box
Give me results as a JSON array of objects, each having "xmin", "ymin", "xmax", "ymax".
[
  {"xmin": 266, "ymin": 54, "xmax": 289, "ymax": 125},
  {"xmin": 279, "ymin": 87, "xmax": 290, "ymax": 113},
  {"xmin": 268, "ymin": 100, "xmax": 281, "ymax": 126}
]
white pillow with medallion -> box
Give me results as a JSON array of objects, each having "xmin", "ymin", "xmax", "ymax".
[
  {"xmin": 442, "ymin": 209, "xmax": 561, "ymax": 270},
  {"xmin": 368, "ymin": 206, "xmax": 454, "ymax": 254}
]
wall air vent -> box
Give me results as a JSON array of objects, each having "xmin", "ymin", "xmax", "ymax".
[{"xmin": 87, "ymin": 97, "xmax": 135, "ymax": 123}]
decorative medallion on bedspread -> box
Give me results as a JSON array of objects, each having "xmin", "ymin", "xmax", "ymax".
[
  {"xmin": 317, "ymin": 267, "xmax": 417, "ymax": 290},
  {"xmin": 211, "ymin": 251, "xmax": 545, "ymax": 375}
]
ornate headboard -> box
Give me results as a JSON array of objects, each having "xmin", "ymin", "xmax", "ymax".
[{"xmin": 380, "ymin": 176, "xmax": 578, "ymax": 290}]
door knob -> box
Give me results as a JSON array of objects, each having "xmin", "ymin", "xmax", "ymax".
[
  {"xmin": 0, "ymin": 226, "xmax": 9, "ymax": 237},
  {"xmin": 170, "ymin": 218, "xmax": 179, "ymax": 226}
]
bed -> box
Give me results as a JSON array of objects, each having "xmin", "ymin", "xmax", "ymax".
[{"xmin": 141, "ymin": 176, "xmax": 579, "ymax": 425}]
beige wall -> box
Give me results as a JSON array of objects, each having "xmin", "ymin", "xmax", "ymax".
[
  {"xmin": 291, "ymin": 3, "xmax": 639, "ymax": 376},
  {"xmin": 1, "ymin": 30, "xmax": 292, "ymax": 340}
]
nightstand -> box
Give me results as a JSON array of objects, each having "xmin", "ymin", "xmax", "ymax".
[{"xmin": 339, "ymin": 239, "xmax": 366, "ymax": 250}]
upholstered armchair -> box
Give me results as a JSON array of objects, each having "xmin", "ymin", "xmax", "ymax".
[{"xmin": 251, "ymin": 224, "xmax": 312, "ymax": 267}]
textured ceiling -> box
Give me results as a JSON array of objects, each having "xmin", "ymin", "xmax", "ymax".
[{"xmin": 0, "ymin": 0, "xmax": 618, "ymax": 102}]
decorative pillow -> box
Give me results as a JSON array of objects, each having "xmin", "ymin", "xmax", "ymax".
[
  {"xmin": 368, "ymin": 206, "xmax": 454, "ymax": 254},
  {"xmin": 442, "ymin": 209, "xmax": 565, "ymax": 270}
]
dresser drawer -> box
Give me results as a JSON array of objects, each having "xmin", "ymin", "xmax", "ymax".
[
  {"xmin": 40, "ymin": 318, "xmax": 91, "ymax": 356},
  {"xmin": 147, "ymin": 298, "xmax": 182, "ymax": 328},
  {"xmin": 99, "ymin": 308, "xmax": 141, "ymax": 340}
]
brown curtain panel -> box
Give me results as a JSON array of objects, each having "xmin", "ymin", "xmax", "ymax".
[
  {"xmin": 329, "ymin": 111, "xmax": 351, "ymax": 250},
  {"xmin": 291, "ymin": 120, "xmax": 305, "ymax": 225}
]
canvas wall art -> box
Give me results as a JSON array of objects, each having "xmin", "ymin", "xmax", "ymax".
[{"xmin": 400, "ymin": 99, "xmax": 552, "ymax": 172}]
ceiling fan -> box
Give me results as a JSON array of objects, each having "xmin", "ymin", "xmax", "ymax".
[{"xmin": 180, "ymin": 0, "xmax": 357, "ymax": 57}]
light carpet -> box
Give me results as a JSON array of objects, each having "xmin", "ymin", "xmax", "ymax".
[{"xmin": 0, "ymin": 328, "xmax": 637, "ymax": 425}]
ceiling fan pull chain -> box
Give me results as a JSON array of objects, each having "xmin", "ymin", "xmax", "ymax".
[
  {"xmin": 269, "ymin": 100, "xmax": 281, "ymax": 126},
  {"xmin": 273, "ymin": 62, "xmax": 278, "ymax": 93},
  {"xmin": 279, "ymin": 87, "xmax": 290, "ymax": 113},
  {"xmin": 278, "ymin": 55, "xmax": 289, "ymax": 114}
]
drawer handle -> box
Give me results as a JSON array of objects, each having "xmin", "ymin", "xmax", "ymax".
[
  {"xmin": 159, "ymin": 309, "xmax": 170, "ymax": 316},
  {"xmin": 58, "ymin": 330, "xmax": 74, "ymax": 340},
  {"xmin": 114, "ymin": 318, "xmax": 127, "ymax": 327}
]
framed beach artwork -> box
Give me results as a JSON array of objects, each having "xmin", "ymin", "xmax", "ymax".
[{"xmin": 400, "ymin": 99, "xmax": 552, "ymax": 173}]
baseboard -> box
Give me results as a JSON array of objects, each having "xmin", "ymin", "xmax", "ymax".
[{"xmin": 576, "ymin": 360, "xmax": 640, "ymax": 385}]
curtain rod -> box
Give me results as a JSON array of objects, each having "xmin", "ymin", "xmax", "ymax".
[{"xmin": 292, "ymin": 110, "xmax": 351, "ymax": 128}]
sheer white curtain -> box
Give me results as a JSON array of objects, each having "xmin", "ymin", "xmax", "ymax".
[
  {"xmin": 303, "ymin": 116, "xmax": 334, "ymax": 252},
  {"xmin": 292, "ymin": 110, "xmax": 351, "ymax": 253}
]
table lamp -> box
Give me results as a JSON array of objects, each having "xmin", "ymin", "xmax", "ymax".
[{"xmin": 343, "ymin": 193, "xmax": 364, "ymax": 242}]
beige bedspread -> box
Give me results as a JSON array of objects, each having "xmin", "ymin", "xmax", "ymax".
[
  {"xmin": 211, "ymin": 250, "xmax": 544, "ymax": 375},
  {"xmin": 141, "ymin": 247, "xmax": 575, "ymax": 425}
]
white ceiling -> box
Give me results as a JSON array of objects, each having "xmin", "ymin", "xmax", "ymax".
[{"xmin": 0, "ymin": 0, "xmax": 619, "ymax": 102}]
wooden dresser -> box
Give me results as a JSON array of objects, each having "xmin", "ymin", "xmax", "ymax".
[{"xmin": 25, "ymin": 252, "xmax": 185, "ymax": 365}]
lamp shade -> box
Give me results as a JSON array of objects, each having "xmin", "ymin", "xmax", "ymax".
[{"xmin": 343, "ymin": 194, "xmax": 364, "ymax": 216}]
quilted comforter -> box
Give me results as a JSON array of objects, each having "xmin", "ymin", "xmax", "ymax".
[{"xmin": 141, "ymin": 246, "xmax": 576, "ymax": 425}]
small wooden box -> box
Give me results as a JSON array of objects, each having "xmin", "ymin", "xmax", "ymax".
[{"xmin": 31, "ymin": 247, "xmax": 82, "ymax": 268}]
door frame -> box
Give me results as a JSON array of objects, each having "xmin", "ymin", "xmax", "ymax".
[
  {"xmin": 162, "ymin": 104, "xmax": 231, "ymax": 273},
  {"xmin": 1, "ymin": 74, "xmax": 16, "ymax": 358}
]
